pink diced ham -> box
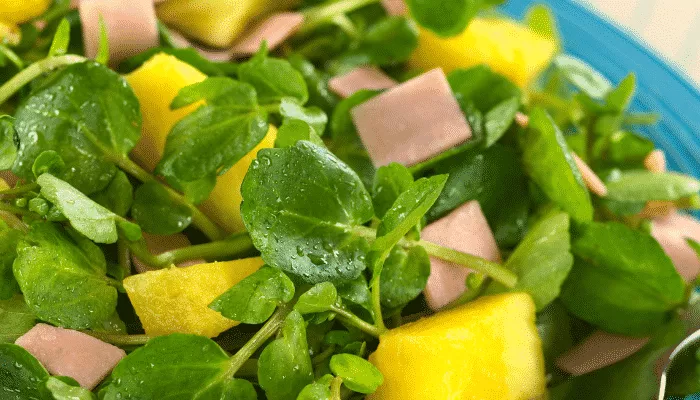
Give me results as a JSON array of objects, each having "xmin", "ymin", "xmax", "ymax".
[
  {"xmin": 381, "ymin": 0, "xmax": 408, "ymax": 16},
  {"xmin": 572, "ymin": 153, "xmax": 608, "ymax": 197},
  {"xmin": 132, "ymin": 232, "xmax": 204, "ymax": 273},
  {"xmin": 79, "ymin": 0, "xmax": 159, "ymax": 65},
  {"xmin": 351, "ymin": 68, "xmax": 472, "ymax": 167},
  {"xmin": 329, "ymin": 67, "xmax": 397, "ymax": 98},
  {"xmin": 422, "ymin": 201, "xmax": 501, "ymax": 310},
  {"xmin": 651, "ymin": 213, "xmax": 700, "ymax": 281},
  {"xmin": 515, "ymin": 112, "xmax": 529, "ymax": 128},
  {"xmin": 229, "ymin": 12, "xmax": 305, "ymax": 57},
  {"xmin": 555, "ymin": 330, "xmax": 650, "ymax": 376},
  {"xmin": 644, "ymin": 149, "xmax": 667, "ymax": 173},
  {"xmin": 15, "ymin": 324, "xmax": 126, "ymax": 389}
]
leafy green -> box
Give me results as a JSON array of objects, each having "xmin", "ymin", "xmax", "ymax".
[
  {"xmin": 95, "ymin": 16, "xmax": 109, "ymax": 65},
  {"xmin": 27, "ymin": 198, "xmax": 49, "ymax": 216},
  {"xmin": 372, "ymin": 163, "xmax": 414, "ymax": 219},
  {"xmin": 0, "ymin": 116, "xmax": 17, "ymax": 170},
  {"xmin": 336, "ymin": 275, "xmax": 372, "ymax": 312},
  {"xmin": 526, "ymin": 4, "xmax": 559, "ymax": 43},
  {"xmin": 238, "ymin": 49, "xmax": 308, "ymax": 105},
  {"xmin": 605, "ymin": 73, "xmax": 635, "ymax": 113},
  {"xmin": 13, "ymin": 61, "xmax": 141, "ymax": 194},
  {"xmin": 380, "ymin": 245, "xmax": 430, "ymax": 309},
  {"xmin": 553, "ymin": 55, "xmax": 612, "ymax": 99},
  {"xmin": 275, "ymin": 119, "xmax": 324, "ymax": 148},
  {"xmin": 522, "ymin": 108, "xmax": 593, "ymax": 222},
  {"xmin": 536, "ymin": 302, "xmax": 574, "ymax": 371},
  {"xmin": 288, "ymin": 54, "xmax": 338, "ymax": 115},
  {"xmin": 241, "ymin": 141, "xmax": 374, "ymax": 284},
  {"xmin": 405, "ymin": 0, "xmax": 481, "ymax": 37},
  {"xmin": 118, "ymin": 47, "xmax": 235, "ymax": 77},
  {"xmin": 485, "ymin": 211, "xmax": 573, "ymax": 310},
  {"xmin": 349, "ymin": 17, "xmax": 419, "ymax": 66},
  {"xmin": 37, "ymin": 173, "xmax": 141, "ymax": 243},
  {"xmin": 605, "ymin": 171, "xmax": 700, "ymax": 202},
  {"xmin": 13, "ymin": 222, "xmax": 118, "ymax": 329},
  {"xmin": 258, "ymin": 311, "xmax": 314, "ymax": 400},
  {"xmin": 600, "ymin": 131, "xmax": 654, "ymax": 167},
  {"xmin": 90, "ymin": 170, "xmax": 132, "ymax": 217},
  {"xmin": 102, "ymin": 334, "xmax": 233, "ymax": 400},
  {"xmin": 329, "ymin": 353, "xmax": 383, "ymax": 394},
  {"xmin": 560, "ymin": 222, "xmax": 686, "ymax": 335},
  {"xmin": 483, "ymin": 97, "xmax": 519, "ymax": 147},
  {"xmin": 210, "ymin": 266, "xmax": 295, "ymax": 324},
  {"xmin": 296, "ymin": 282, "xmax": 338, "ymax": 314},
  {"xmin": 220, "ymin": 379, "xmax": 258, "ymax": 400},
  {"xmin": 131, "ymin": 181, "xmax": 192, "ymax": 235},
  {"xmin": 297, "ymin": 381, "xmax": 331, "ymax": 400},
  {"xmin": 448, "ymin": 66, "xmax": 522, "ymax": 112},
  {"xmin": 0, "ymin": 344, "xmax": 51, "ymax": 400},
  {"xmin": 46, "ymin": 376, "xmax": 95, "ymax": 400},
  {"xmin": 0, "ymin": 221, "xmax": 22, "ymax": 299},
  {"xmin": 0, "ymin": 295, "xmax": 36, "ymax": 343},
  {"xmin": 32, "ymin": 150, "xmax": 65, "ymax": 178},
  {"xmin": 279, "ymin": 97, "xmax": 328, "ymax": 135},
  {"xmin": 48, "ymin": 19, "xmax": 71, "ymax": 57}
]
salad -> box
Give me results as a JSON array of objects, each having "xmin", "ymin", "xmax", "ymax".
[{"xmin": 1, "ymin": 0, "xmax": 700, "ymax": 399}]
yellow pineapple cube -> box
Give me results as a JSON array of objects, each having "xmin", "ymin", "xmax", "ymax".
[{"xmin": 0, "ymin": 0, "xmax": 50, "ymax": 24}]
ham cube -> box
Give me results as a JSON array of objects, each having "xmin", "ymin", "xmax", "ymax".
[
  {"xmin": 652, "ymin": 213, "xmax": 700, "ymax": 281},
  {"xmin": 381, "ymin": 0, "xmax": 407, "ymax": 16},
  {"xmin": 422, "ymin": 201, "xmax": 501, "ymax": 310},
  {"xmin": 230, "ymin": 13, "xmax": 305, "ymax": 57},
  {"xmin": 329, "ymin": 67, "xmax": 397, "ymax": 98},
  {"xmin": 132, "ymin": 232, "xmax": 205, "ymax": 273},
  {"xmin": 572, "ymin": 153, "xmax": 608, "ymax": 197},
  {"xmin": 15, "ymin": 324, "xmax": 126, "ymax": 389},
  {"xmin": 351, "ymin": 68, "xmax": 472, "ymax": 167},
  {"xmin": 556, "ymin": 330, "xmax": 650, "ymax": 376},
  {"xmin": 644, "ymin": 149, "xmax": 667, "ymax": 173}
]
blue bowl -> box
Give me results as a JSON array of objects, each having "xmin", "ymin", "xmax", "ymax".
[{"xmin": 500, "ymin": 0, "xmax": 700, "ymax": 179}]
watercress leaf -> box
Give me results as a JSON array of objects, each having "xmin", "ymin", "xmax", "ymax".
[
  {"xmin": 553, "ymin": 55, "xmax": 612, "ymax": 99},
  {"xmin": 485, "ymin": 210, "xmax": 573, "ymax": 310},
  {"xmin": 288, "ymin": 54, "xmax": 338, "ymax": 115},
  {"xmin": 560, "ymin": 222, "xmax": 686, "ymax": 335},
  {"xmin": 336, "ymin": 275, "xmax": 372, "ymax": 312},
  {"xmin": 296, "ymin": 282, "xmax": 338, "ymax": 314},
  {"xmin": 28, "ymin": 198, "xmax": 49, "ymax": 216},
  {"xmin": 258, "ymin": 311, "xmax": 314, "ymax": 400},
  {"xmin": 536, "ymin": 301, "xmax": 574, "ymax": 371},
  {"xmin": 118, "ymin": 47, "xmax": 233, "ymax": 77},
  {"xmin": 131, "ymin": 181, "xmax": 192, "ymax": 235},
  {"xmin": 484, "ymin": 97, "xmax": 519, "ymax": 147},
  {"xmin": 37, "ymin": 173, "xmax": 141, "ymax": 243},
  {"xmin": 279, "ymin": 97, "xmax": 328, "ymax": 135},
  {"xmin": 32, "ymin": 150, "xmax": 65, "ymax": 178},
  {"xmin": 522, "ymin": 108, "xmax": 593, "ymax": 222},
  {"xmin": 46, "ymin": 376, "xmax": 95, "ymax": 400},
  {"xmin": 219, "ymin": 379, "xmax": 257, "ymax": 400},
  {"xmin": 296, "ymin": 382, "xmax": 331, "ymax": 400},
  {"xmin": 380, "ymin": 245, "xmax": 430, "ymax": 309},
  {"xmin": 526, "ymin": 4, "xmax": 559, "ymax": 43},
  {"xmin": 0, "ymin": 295, "xmax": 36, "ymax": 343},
  {"xmin": 329, "ymin": 353, "xmax": 383, "ymax": 394},
  {"xmin": 13, "ymin": 222, "xmax": 118, "ymax": 329},
  {"xmin": 90, "ymin": 170, "xmax": 133, "ymax": 217},
  {"xmin": 0, "ymin": 343, "xmax": 51, "ymax": 400},
  {"xmin": 238, "ymin": 51, "xmax": 308, "ymax": 104},
  {"xmin": 372, "ymin": 163, "xmax": 414, "ymax": 219},
  {"xmin": 602, "ymin": 131, "xmax": 654, "ymax": 167},
  {"xmin": 0, "ymin": 116, "xmax": 17, "ymax": 170},
  {"xmin": 405, "ymin": 0, "xmax": 481, "ymax": 37},
  {"xmin": 48, "ymin": 18, "xmax": 71, "ymax": 57},
  {"xmin": 448, "ymin": 66, "xmax": 522, "ymax": 112},
  {"xmin": 605, "ymin": 73, "xmax": 635, "ymax": 113},
  {"xmin": 170, "ymin": 77, "xmax": 258, "ymax": 109},
  {"xmin": 102, "ymin": 334, "xmax": 232, "ymax": 399},
  {"xmin": 13, "ymin": 61, "xmax": 141, "ymax": 194},
  {"xmin": 209, "ymin": 266, "xmax": 295, "ymax": 324},
  {"xmin": 605, "ymin": 171, "xmax": 700, "ymax": 202},
  {"xmin": 0, "ymin": 222, "xmax": 22, "ymax": 300},
  {"xmin": 352, "ymin": 17, "xmax": 419, "ymax": 66},
  {"xmin": 241, "ymin": 141, "xmax": 374, "ymax": 284},
  {"xmin": 275, "ymin": 119, "xmax": 324, "ymax": 148},
  {"xmin": 95, "ymin": 16, "xmax": 109, "ymax": 65}
]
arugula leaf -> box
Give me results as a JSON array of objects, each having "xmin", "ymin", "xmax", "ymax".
[
  {"xmin": 350, "ymin": 17, "xmax": 419, "ymax": 66},
  {"xmin": 0, "ymin": 221, "xmax": 22, "ymax": 299},
  {"xmin": 238, "ymin": 49, "xmax": 309, "ymax": 105},
  {"xmin": 296, "ymin": 282, "xmax": 338, "ymax": 314},
  {"xmin": 405, "ymin": 0, "xmax": 481, "ymax": 37},
  {"xmin": 605, "ymin": 170, "xmax": 700, "ymax": 202},
  {"xmin": 275, "ymin": 119, "xmax": 324, "ymax": 148},
  {"xmin": 522, "ymin": 108, "xmax": 593, "ymax": 222},
  {"xmin": 102, "ymin": 334, "xmax": 233, "ymax": 399},
  {"xmin": 241, "ymin": 141, "xmax": 374, "ymax": 284},
  {"xmin": 13, "ymin": 61, "xmax": 141, "ymax": 194},
  {"xmin": 13, "ymin": 222, "xmax": 118, "ymax": 329},
  {"xmin": 553, "ymin": 55, "xmax": 612, "ymax": 99},
  {"xmin": 258, "ymin": 311, "xmax": 314, "ymax": 400},
  {"xmin": 380, "ymin": 245, "xmax": 430, "ymax": 309},
  {"xmin": 372, "ymin": 163, "xmax": 414, "ymax": 219},
  {"xmin": 37, "ymin": 173, "xmax": 141, "ymax": 243},
  {"xmin": 485, "ymin": 210, "xmax": 573, "ymax": 310},
  {"xmin": 209, "ymin": 266, "xmax": 295, "ymax": 324},
  {"xmin": 279, "ymin": 97, "xmax": 328, "ymax": 135},
  {"xmin": 560, "ymin": 222, "xmax": 686, "ymax": 335},
  {"xmin": 131, "ymin": 181, "xmax": 192, "ymax": 235},
  {"xmin": 90, "ymin": 170, "xmax": 133, "ymax": 217},
  {"xmin": 329, "ymin": 353, "xmax": 383, "ymax": 394},
  {"xmin": 448, "ymin": 66, "xmax": 522, "ymax": 113},
  {"xmin": 0, "ymin": 115, "xmax": 17, "ymax": 170},
  {"xmin": 0, "ymin": 343, "xmax": 51, "ymax": 400},
  {"xmin": 484, "ymin": 97, "xmax": 519, "ymax": 147},
  {"xmin": 46, "ymin": 376, "xmax": 95, "ymax": 400},
  {"xmin": 0, "ymin": 295, "xmax": 36, "ymax": 343}
]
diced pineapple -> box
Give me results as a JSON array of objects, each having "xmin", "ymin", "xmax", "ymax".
[
  {"xmin": 410, "ymin": 17, "xmax": 557, "ymax": 88},
  {"xmin": 0, "ymin": 20, "xmax": 20, "ymax": 45},
  {"xmin": 122, "ymin": 257, "xmax": 264, "ymax": 337},
  {"xmin": 0, "ymin": 177, "xmax": 8, "ymax": 191},
  {"xmin": 0, "ymin": 0, "xmax": 51, "ymax": 24},
  {"xmin": 368, "ymin": 293, "xmax": 546, "ymax": 400}
]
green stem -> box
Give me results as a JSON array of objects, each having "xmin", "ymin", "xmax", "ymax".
[
  {"xmin": 227, "ymin": 304, "xmax": 291, "ymax": 377},
  {"xmin": 0, "ymin": 210, "xmax": 29, "ymax": 233},
  {"xmin": 299, "ymin": 0, "xmax": 381, "ymax": 34},
  {"xmin": 0, "ymin": 54, "xmax": 87, "ymax": 105},
  {"xmin": 311, "ymin": 345, "xmax": 336, "ymax": 365},
  {"xmin": 0, "ymin": 201, "xmax": 34, "ymax": 216},
  {"xmin": 0, "ymin": 182, "xmax": 39, "ymax": 197},
  {"xmin": 330, "ymin": 304, "xmax": 385, "ymax": 337},
  {"xmin": 369, "ymin": 267, "xmax": 387, "ymax": 332},
  {"xmin": 444, "ymin": 277, "xmax": 491, "ymax": 310},
  {"xmin": 117, "ymin": 238, "xmax": 131, "ymax": 278},
  {"xmin": 330, "ymin": 376, "xmax": 343, "ymax": 400},
  {"xmin": 83, "ymin": 332, "xmax": 152, "ymax": 347}
]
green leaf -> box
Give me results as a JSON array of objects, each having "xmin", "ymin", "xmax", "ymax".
[
  {"xmin": 90, "ymin": 171, "xmax": 133, "ymax": 217},
  {"xmin": 13, "ymin": 61, "xmax": 141, "ymax": 194},
  {"xmin": 238, "ymin": 51, "xmax": 309, "ymax": 104},
  {"xmin": 336, "ymin": 275, "xmax": 372, "ymax": 312},
  {"xmin": 220, "ymin": 379, "xmax": 258, "ymax": 400},
  {"xmin": 0, "ymin": 343, "xmax": 51, "ymax": 400},
  {"xmin": 536, "ymin": 302, "xmax": 574, "ymax": 371},
  {"xmin": 484, "ymin": 97, "xmax": 519, "ymax": 147},
  {"xmin": 522, "ymin": 108, "xmax": 593, "ymax": 222},
  {"xmin": 13, "ymin": 222, "xmax": 118, "ymax": 329},
  {"xmin": 0, "ymin": 221, "xmax": 22, "ymax": 300},
  {"xmin": 0, "ymin": 116, "xmax": 17, "ymax": 170},
  {"xmin": 102, "ymin": 334, "xmax": 233, "ymax": 400},
  {"xmin": 288, "ymin": 54, "xmax": 338, "ymax": 115},
  {"xmin": 209, "ymin": 266, "xmax": 295, "ymax": 324},
  {"xmin": 372, "ymin": 163, "xmax": 414, "ymax": 219},
  {"xmin": 46, "ymin": 376, "xmax": 95, "ymax": 400},
  {"xmin": 28, "ymin": 198, "xmax": 49, "ymax": 216},
  {"xmin": 0, "ymin": 295, "xmax": 36, "ymax": 343},
  {"xmin": 258, "ymin": 311, "xmax": 314, "ymax": 400},
  {"xmin": 602, "ymin": 131, "xmax": 654, "ymax": 167},
  {"xmin": 485, "ymin": 210, "xmax": 573, "ymax": 310},
  {"xmin": 32, "ymin": 150, "xmax": 65, "ymax": 178},
  {"xmin": 526, "ymin": 4, "xmax": 559, "ymax": 43},
  {"xmin": 296, "ymin": 282, "xmax": 338, "ymax": 314},
  {"xmin": 351, "ymin": 17, "xmax": 419, "ymax": 66},
  {"xmin": 275, "ymin": 119, "xmax": 324, "ymax": 148},
  {"xmin": 118, "ymin": 47, "xmax": 234, "ymax": 77},
  {"xmin": 605, "ymin": 73, "xmax": 636, "ymax": 113},
  {"xmin": 170, "ymin": 77, "xmax": 257, "ymax": 109},
  {"xmin": 405, "ymin": 0, "xmax": 481, "ymax": 37},
  {"xmin": 48, "ymin": 19, "xmax": 71, "ymax": 57},
  {"xmin": 560, "ymin": 222, "xmax": 686, "ymax": 335},
  {"xmin": 131, "ymin": 181, "xmax": 192, "ymax": 235},
  {"xmin": 37, "ymin": 174, "xmax": 141, "ymax": 243},
  {"xmin": 448, "ymin": 66, "xmax": 522, "ymax": 112},
  {"xmin": 95, "ymin": 16, "xmax": 109, "ymax": 65},
  {"xmin": 241, "ymin": 141, "xmax": 374, "ymax": 284},
  {"xmin": 605, "ymin": 171, "xmax": 700, "ymax": 202},
  {"xmin": 329, "ymin": 353, "xmax": 383, "ymax": 394},
  {"xmin": 279, "ymin": 97, "xmax": 328, "ymax": 135},
  {"xmin": 553, "ymin": 55, "xmax": 612, "ymax": 99},
  {"xmin": 380, "ymin": 245, "xmax": 430, "ymax": 309},
  {"xmin": 296, "ymin": 382, "xmax": 331, "ymax": 400}
]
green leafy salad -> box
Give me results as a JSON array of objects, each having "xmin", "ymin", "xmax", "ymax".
[{"xmin": 1, "ymin": 0, "xmax": 700, "ymax": 399}]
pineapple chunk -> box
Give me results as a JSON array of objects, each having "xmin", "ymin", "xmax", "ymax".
[
  {"xmin": 123, "ymin": 258, "xmax": 264, "ymax": 337},
  {"xmin": 0, "ymin": 0, "xmax": 50, "ymax": 24},
  {"xmin": 410, "ymin": 17, "xmax": 557, "ymax": 88},
  {"xmin": 0, "ymin": 20, "xmax": 20, "ymax": 45},
  {"xmin": 0, "ymin": 177, "xmax": 8, "ymax": 191},
  {"xmin": 368, "ymin": 293, "xmax": 546, "ymax": 400}
]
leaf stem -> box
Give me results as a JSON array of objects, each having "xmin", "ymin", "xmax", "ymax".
[
  {"xmin": 117, "ymin": 238, "xmax": 132, "ymax": 278},
  {"xmin": 227, "ymin": 304, "xmax": 292, "ymax": 377},
  {"xmin": 299, "ymin": 0, "xmax": 381, "ymax": 34},
  {"xmin": 0, "ymin": 182, "xmax": 39, "ymax": 197},
  {"xmin": 0, "ymin": 210, "xmax": 29, "ymax": 232},
  {"xmin": 0, "ymin": 201, "xmax": 34, "ymax": 216},
  {"xmin": 330, "ymin": 376, "xmax": 343, "ymax": 400},
  {"xmin": 83, "ymin": 332, "xmax": 152, "ymax": 347},
  {"xmin": 330, "ymin": 304, "xmax": 385, "ymax": 337},
  {"xmin": 369, "ymin": 267, "xmax": 387, "ymax": 332},
  {"xmin": 0, "ymin": 54, "xmax": 87, "ymax": 105}
]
